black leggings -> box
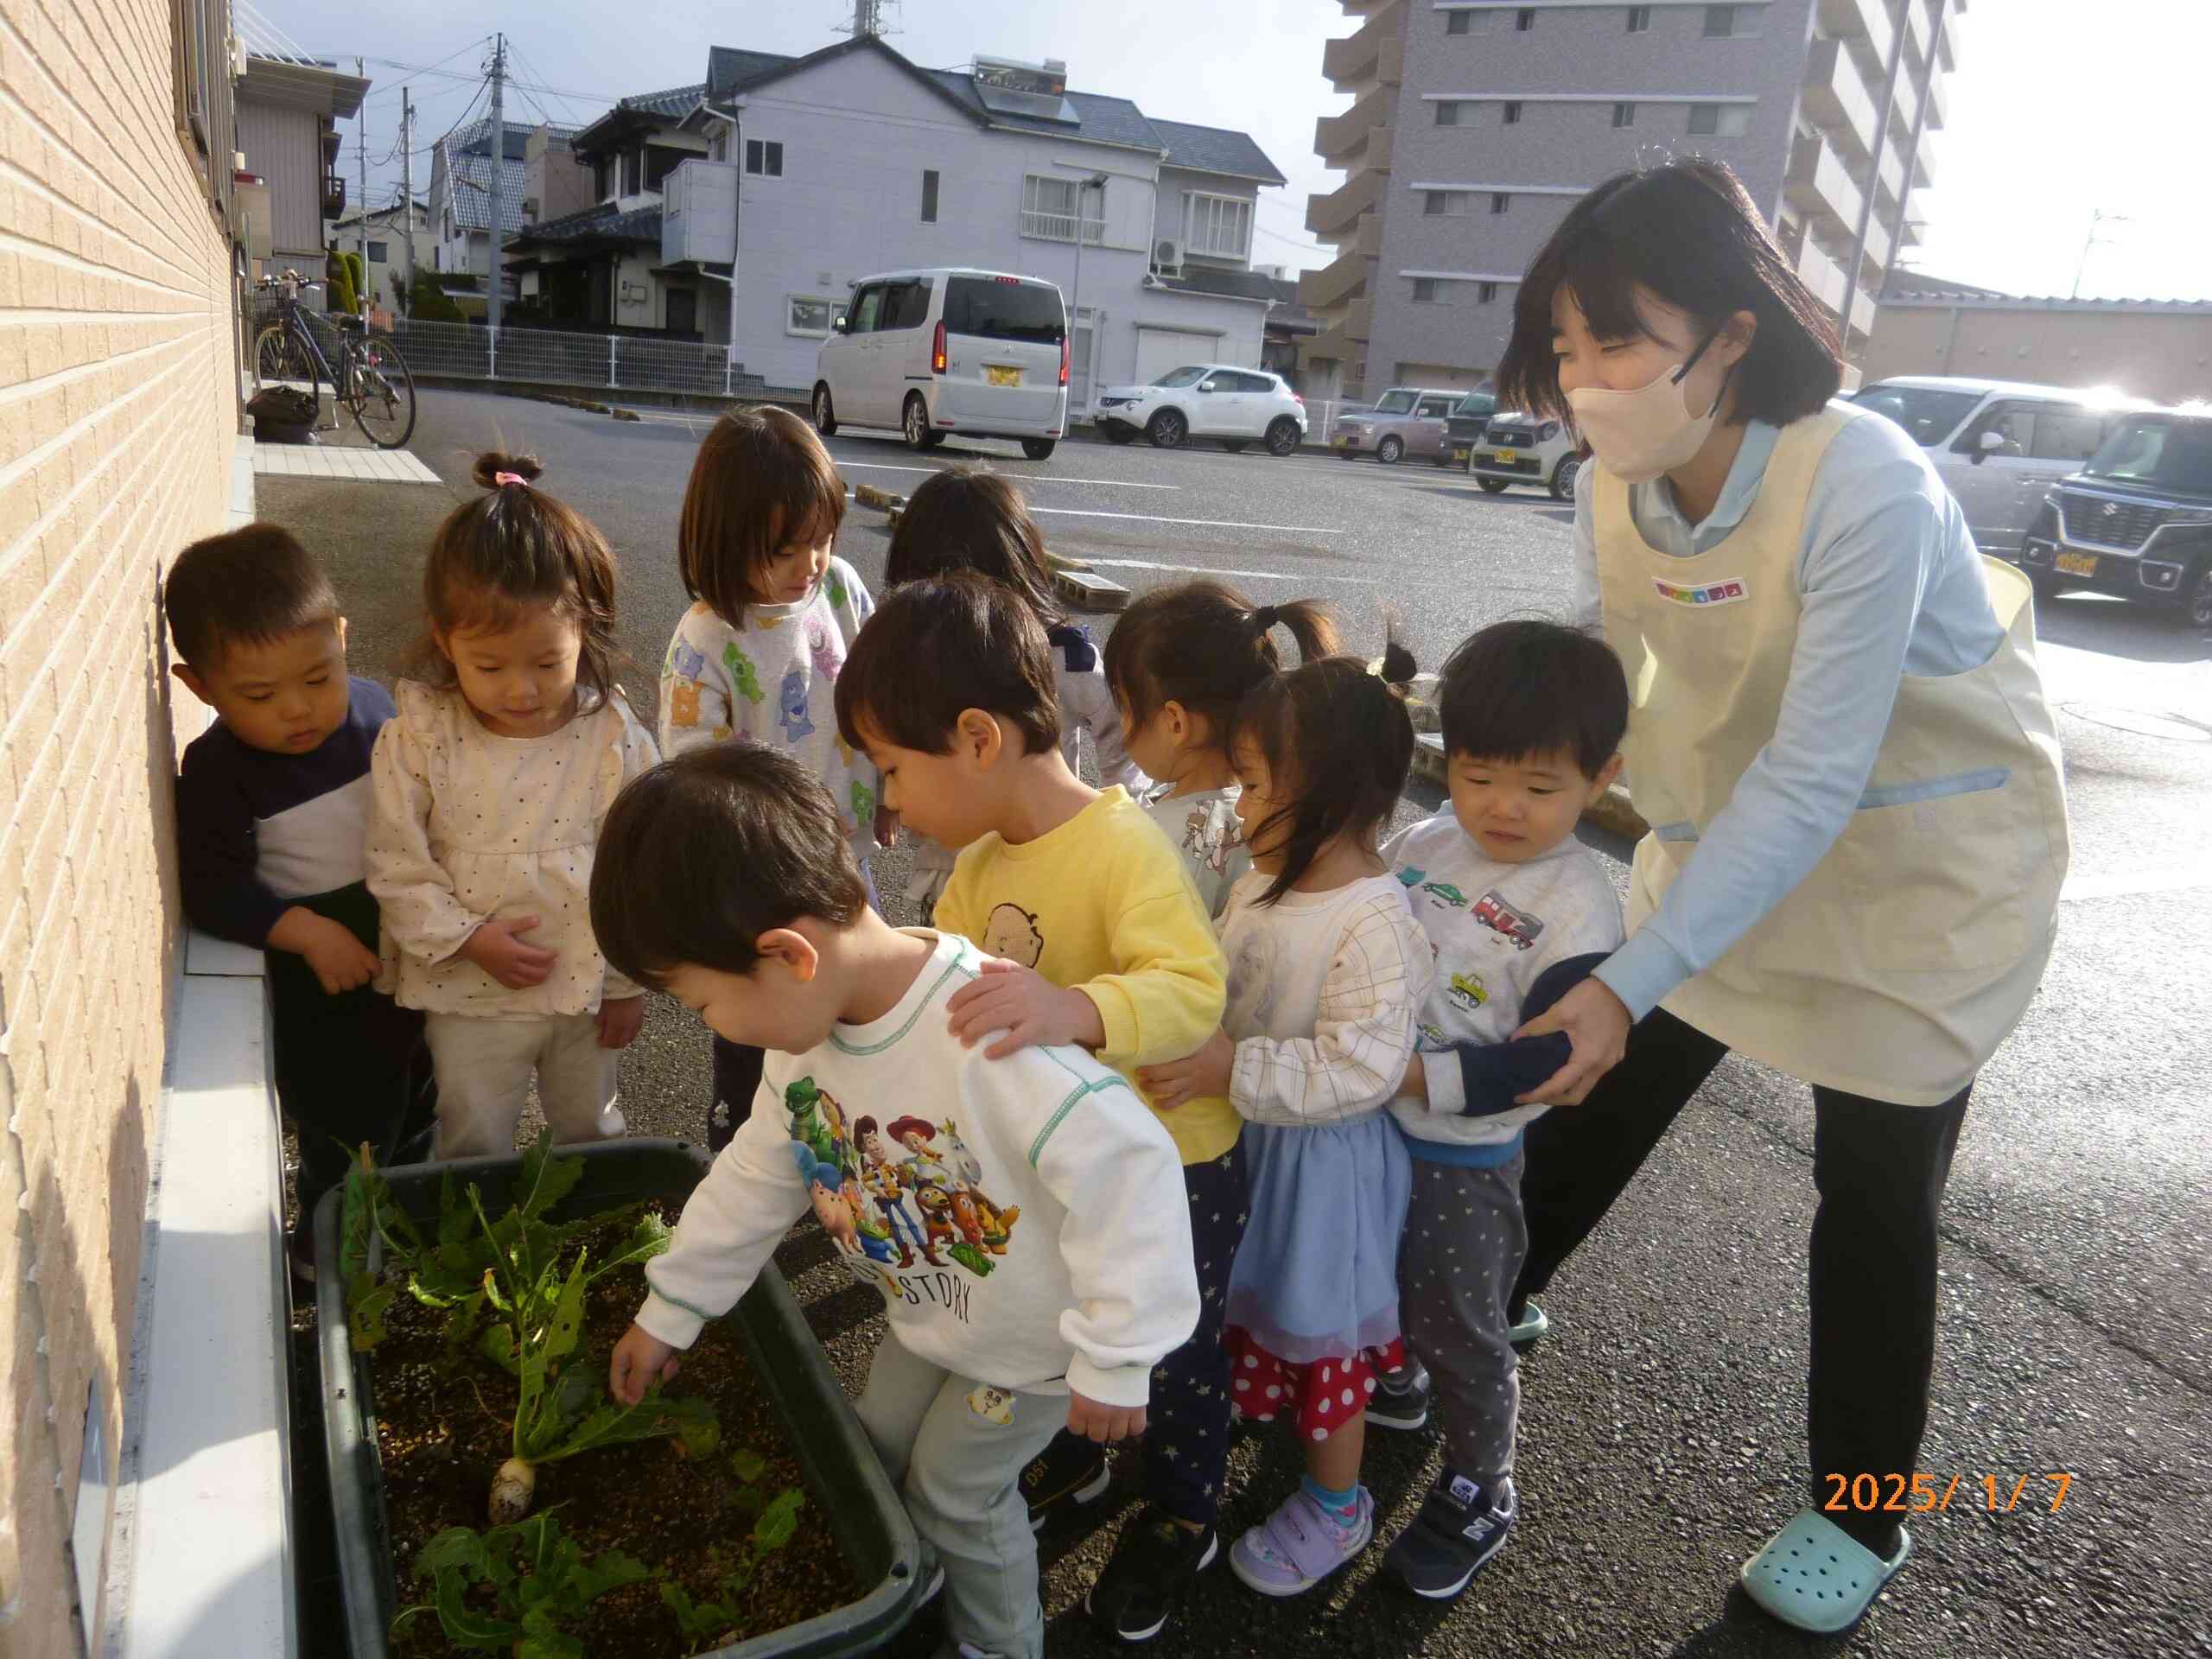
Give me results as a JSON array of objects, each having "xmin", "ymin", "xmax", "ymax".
[{"xmin": 1516, "ymin": 1008, "xmax": 1970, "ymax": 1552}]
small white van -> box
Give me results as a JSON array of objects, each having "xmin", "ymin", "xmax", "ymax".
[
  {"xmin": 812, "ymin": 268, "xmax": 1070, "ymax": 460},
  {"xmin": 1849, "ymin": 375, "xmax": 2148, "ymax": 555}
]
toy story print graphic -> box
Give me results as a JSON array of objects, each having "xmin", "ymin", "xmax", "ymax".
[{"xmin": 782, "ymin": 1078, "xmax": 1023, "ymax": 1311}]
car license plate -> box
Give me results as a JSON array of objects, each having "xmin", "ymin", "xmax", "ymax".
[
  {"xmin": 986, "ymin": 365, "xmax": 1021, "ymax": 388},
  {"xmin": 2055, "ymin": 551, "xmax": 2098, "ymax": 577},
  {"xmin": 1493, "ymin": 448, "xmax": 1519, "ymax": 464},
  {"xmin": 1452, "ymin": 447, "xmax": 1469, "ymax": 464}
]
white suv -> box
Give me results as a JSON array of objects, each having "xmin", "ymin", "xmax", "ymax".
[
  {"xmin": 813, "ymin": 268, "xmax": 1069, "ymax": 460},
  {"xmin": 1092, "ymin": 365, "xmax": 1307, "ymax": 455},
  {"xmin": 1470, "ymin": 410, "xmax": 1581, "ymax": 500}
]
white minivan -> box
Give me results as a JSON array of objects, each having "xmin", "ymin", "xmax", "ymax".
[
  {"xmin": 1849, "ymin": 375, "xmax": 2147, "ymax": 555},
  {"xmin": 812, "ymin": 268, "xmax": 1070, "ymax": 460}
]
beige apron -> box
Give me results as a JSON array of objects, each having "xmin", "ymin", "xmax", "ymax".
[{"xmin": 1597, "ymin": 405, "xmax": 2069, "ymax": 1105}]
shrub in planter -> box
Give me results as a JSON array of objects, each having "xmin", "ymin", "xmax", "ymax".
[{"xmin": 410, "ymin": 270, "xmax": 466, "ymax": 323}]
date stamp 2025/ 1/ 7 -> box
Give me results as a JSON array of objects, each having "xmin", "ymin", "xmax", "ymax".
[{"xmin": 1825, "ymin": 1473, "xmax": 2073, "ymax": 1514}]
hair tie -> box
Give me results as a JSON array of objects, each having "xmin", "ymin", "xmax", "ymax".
[
  {"xmin": 1252, "ymin": 605, "xmax": 1281, "ymax": 631},
  {"xmin": 494, "ymin": 471, "xmax": 527, "ymax": 487}
]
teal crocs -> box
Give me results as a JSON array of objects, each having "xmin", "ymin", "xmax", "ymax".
[{"xmin": 1740, "ymin": 1508, "xmax": 1911, "ymax": 1634}]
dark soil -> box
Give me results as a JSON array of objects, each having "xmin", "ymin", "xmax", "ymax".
[{"xmin": 372, "ymin": 1204, "xmax": 859, "ymax": 1657}]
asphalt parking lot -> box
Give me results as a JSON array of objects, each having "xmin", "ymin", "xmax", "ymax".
[{"xmin": 266, "ymin": 387, "xmax": 2212, "ymax": 1659}]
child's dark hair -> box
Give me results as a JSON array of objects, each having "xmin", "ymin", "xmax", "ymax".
[
  {"xmin": 884, "ymin": 466, "xmax": 1066, "ymax": 626},
  {"xmin": 679, "ymin": 405, "xmax": 847, "ymax": 626},
  {"xmin": 1495, "ymin": 158, "xmax": 1843, "ymax": 428},
  {"xmin": 163, "ymin": 523, "xmax": 338, "ymax": 670},
  {"xmin": 589, "ymin": 743, "xmax": 871, "ymax": 990},
  {"xmin": 835, "ymin": 575, "xmax": 1060, "ymax": 757},
  {"xmin": 1236, "ymin": 641, "xmax": 1418, "ymax": 905},
  {"xmin": 415, "ymin": 453, "xmax": 622, "ymax": 697},
  {"xmin": 1103, "ymin": 580, "xmax": 1340, "ymax": 740},
  {"xmin": 1437, "ymin": 620, "xmax": 1628, "ymax": 778}
]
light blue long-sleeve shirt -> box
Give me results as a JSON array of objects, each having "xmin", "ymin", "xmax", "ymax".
[{"xmin": 1573, "ymin": 406, "xmax": 2008, "ymax": 1022}]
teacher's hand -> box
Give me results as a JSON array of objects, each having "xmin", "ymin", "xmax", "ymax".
[{"xmin": 1513, "ymin": 978, "xmax": 1631, "ymax": 1105}]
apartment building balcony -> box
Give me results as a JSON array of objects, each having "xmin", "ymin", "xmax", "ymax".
[
  {"xmin": 1817, "ymin": 0, "xmax": 1897, "ymax": 86},
  {"xmin": 1784, "ymin": 135, "xmax": 1865, "ymax": 241},
  {"xmin": 1307, "ymin": 296, "xmax": 1373, "ymax": 362},
  {"xmin": 1306, "ymin": 166, "xmax": 1384, "ymax": 242},
  {"xmin": 1324, "ymin": 3, "xmax": 1404, "ymax": 92},
  {"xmin": 1316, "ymin": 86, "xmax": 1396, "ymax": 166},
  {"xmin": 1802, "ymin": 36, "xmax": 1878, "ymax": 161},
  {"xmin": 1299, "ymin": 230, "xmax": 1377, "ymax": 311},
  {"xmin": 1796, "ymin": 238, "xmax": 1874, "ymax": 347}
]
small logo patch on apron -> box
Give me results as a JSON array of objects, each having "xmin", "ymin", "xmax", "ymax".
[{"xmin": 1652, "ymin": 576, "xmax": 1750, "ymax": 606}]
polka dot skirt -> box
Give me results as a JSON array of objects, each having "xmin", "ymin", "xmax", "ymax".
[{"xmin": 1224, "ymin": 1326, "xmax": 1405, "ymax": 1441}]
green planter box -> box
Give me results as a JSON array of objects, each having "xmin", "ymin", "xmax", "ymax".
[{"xmin": 312, "ymin": 1139, "xmax": 925, "ymax": 1657}]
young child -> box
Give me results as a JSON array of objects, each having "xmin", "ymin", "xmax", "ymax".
[
  {"xmin": 592, "ymin": 744, "xmax": 1198, "ymax": 1659},
  {"xmin": 882, "ymin": 465, "xmax": 1146, "ymax": 918},
  {"xmin": 1143, "ymin": 646, "xmax": 1435, "ymax": 1599},
  {"xmin": 1370, "ymin": 620, "xmax": 1628, "ymax": 1599},
  {"xmin": 1103, "ymin": 580, "xmax": 1338, "ymax": 919},
  {"xmin": 835, "ymin": 576, "xmax": 1236, "ymax": 1644},
  {"xmin": 168, "ymin": 524, "xmax": 431, "ymax": 1274},
  {"xmin": 367, "ymin": 453, "xmax": 658, "ymax": 1160},
  {"xmin": 658, "ymin": 405, "xmax": 885, "ymax": 1151}
]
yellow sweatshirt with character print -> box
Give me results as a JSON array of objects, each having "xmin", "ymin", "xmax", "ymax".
[{"xmin": 937, "ymin": 786, "xmax": 1239, "ymax": 1164}]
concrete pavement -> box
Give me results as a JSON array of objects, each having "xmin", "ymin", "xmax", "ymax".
[{"xmin": 262, "ymin": 388, "xmax": 2212, "ymax": 1659}]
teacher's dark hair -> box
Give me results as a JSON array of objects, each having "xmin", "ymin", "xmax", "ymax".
[{"xmin": 1494, "ymin": 159, "xmax": 1843, "ymax": 429}]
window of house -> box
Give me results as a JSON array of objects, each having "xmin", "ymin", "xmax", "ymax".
[
  {"xmin": 745, "ymin": 138, "xmax": 784, "ymax": 177},
  {"xmin": 1413, "ymin": 277, "xmax": 1440, "ymax": 303},
  {"xmin": 1186, "ymin": 193, "xmax": 1252, "ymax": 258},
  {"xmin": 169, "ymin": 0, "xmax": 213, "ymax": 162},
  {"xmin": 787, "ymin": 296, "xmax": 839, "ymax": 336},
  {"xmin": 1446, "ymin": 10, "xmax": 1472, "ymax": 34},
  {"xmin": 1502, "ymin": 101, "xmax": 1523, "ymax": 125},
  {"xmin": 620, "ymin": 149, "xmax": 641, "ymax": 194},
  {"xmin": 367, "ymin": 241, "xmax": 389, "ymax": 264},
  {"xmin": 1435, "ymin": 100, "xmax": 1463, "ymax": 125},
  {"xmin": 1022, "ymin": 174, "xmax": 1104, "ymax": 244},
  {"xmin": 1612, "ymin": 101, "xmax": 1637, "ymax": 128},
  {"xmin": 1516, "ymin": 7, "xmax": 1536, "ymax": 29},
  {"xmin": 1423, "ymin": 190, "xmax": 1472, "ymax": 216},
  {"xmin": 921, "ymin": 168, "xmax": 939, "ymax": 223},
  {"xmin": 645, "ymin": 146, "xmax": 686, "ymax": 192},
  {"xmin": 1491, "ymin": 191, "xmax": 1511, "ymax": 213},
  {"xmin": 1626, "ymin": 5, "xmax": 1652, "ymax": 30},
  {"xmin": 1703, "ymin": 4, "xmax": 1757, "ymax": 36},
  {"xmin": 711, "ymin": 131, "xmax": 727, "ymax": 162},
  {"xmin": 1688, "ymin": 104, "xmax": 1751, "ymax": 137},
  {"xmin": 1478, "ymin": 280, "xmax": 1500, "ymax": 303}
]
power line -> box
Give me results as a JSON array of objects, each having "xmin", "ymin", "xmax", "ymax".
[
  {"xmin": 349, "ymin": 36, "xmax": 492, "ymax": 102},
  {"xmin": 505, "ymin": 40, "xmax": 594, "ymax": 128}
]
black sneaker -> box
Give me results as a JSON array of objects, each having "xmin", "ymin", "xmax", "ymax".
[
  {"xmin": 1383, "ymin": 1471, "xmax": 1516, "ymax": 1600},
  {"xmin": 1084, "ymin": 1510, "xmax": 1218, "ymax": 1643},
  {"xmin": 1020, "ymin": 1433, "xmax": 1110, "ymax": 1532},
  {"xmin": 1364, "ymin": 1360, "xmax": 1431, "ymax": 1431}
]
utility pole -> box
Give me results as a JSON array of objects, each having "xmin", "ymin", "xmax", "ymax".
[
  {"xmin": 1070, "ymin": 173, "xmax": 1105, "ymax": 410},
  {"xmin": 400, "ymin": 87, "xmax": 416, "ymax": 310},
  {"xmin": 1838, "ymin": 1, "xmax": 1910, "ymax": 359},
  {"xmin": 2070, "ymin": 209, "xmax": 2128, "ymax": 302},
  {"xmin": 486, "ymin": 33, "xmax": 506, "ymax": 330},
  {"xmin": 356, "ymin": 57, "xmax": 369, "ymax": 314}
]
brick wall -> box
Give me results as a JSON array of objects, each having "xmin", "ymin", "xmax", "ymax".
[{"xmin": 0, "ymin": 0, "xmax": 241, "ymax": 1649}]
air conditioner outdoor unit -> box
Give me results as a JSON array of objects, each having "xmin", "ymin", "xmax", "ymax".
[{"xmin": 1152, "ymin": 238, "xmax": 1184, "ymax": 276}]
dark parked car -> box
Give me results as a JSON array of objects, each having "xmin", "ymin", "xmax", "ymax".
[
  {"xmin": 2018, "ymin": 409, "xmax": 2212, "ymax": 626},
  {"xmin": 1443, "ymin": 390, "xmax": 1498, "ymax": 468}
]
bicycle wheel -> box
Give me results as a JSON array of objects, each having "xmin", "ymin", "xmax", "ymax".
[
  {"xmin": 252, "ymin": 323, "xmax": 307, "ymax": 390},
  {"xmin": 346, "ymin": 335, "xmax": 417, "ymax": 449}
]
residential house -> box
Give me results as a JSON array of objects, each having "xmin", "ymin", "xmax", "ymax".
[
  {"xmin": 1867, "ymin": 281, "xmax": 2212, "ymax": 407},
  {"xmin": 504, "ymin": 37, "xmax": 1289, "ymax": 403},
  {"xmin": 1, "ymin": 0, "xmax": 264, "ymax": 1651},
  {"xmin": 327, "ymin": 197, "xmax": 433, "ymax": 311},
  {"xmin": 429, "ymin": 117, "xmax": 579, "ymax": 295},
  {"xmin": 1299, "ymin": 0, "xmax": 1964, "ymax": 402},
  {"xmin": 236, "ymin": 50, "xmax": 370, "ymax": 298}
]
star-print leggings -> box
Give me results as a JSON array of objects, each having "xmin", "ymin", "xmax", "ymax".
[
  {"xmin": 1143, "ymin": 1141, "xmax": 1249, "ymax": 1529},
  {"xmin": 1398, "ymin": 1149, "xmax": 1528, "ymax": 1484}
]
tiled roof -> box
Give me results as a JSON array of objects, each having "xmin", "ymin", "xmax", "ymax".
[
  {"xmin": 451, "ymin": 116, "xmax": 570, "ymax": 163},
  {"xmin": 618, "ymin": 81, "xmax": 708, "ymax": 120},
  {"xmin": 919, "ymin": 71, "xmax": 1164, "ymax": 152},
  {"xmin": 446, "ymin": 152, "xmax": 530, "ymax": 232},
  {"xmin": 1149, "ymin": 118, "xmax": 1287, "ymax": 186},
  {"xmin": 707, "ymin": 47, "xmax": 796, "ymax": 99},
  {"xmin": 1885, "ymin": 285, "xmax": 2212, "ymax": 313},
  {"xmin": 507, "ymin": 202, "xmax": 663, "ymax": 248}
]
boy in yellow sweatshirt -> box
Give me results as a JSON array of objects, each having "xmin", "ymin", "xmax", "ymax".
[{"xmin": 837, "ymin": 574, "xmax": 1246, "ymax": 1643}]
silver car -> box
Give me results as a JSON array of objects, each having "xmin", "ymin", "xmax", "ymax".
[{"xmin": 1332, "ymin": 386, "xmax": 1465, "ymax": 465}]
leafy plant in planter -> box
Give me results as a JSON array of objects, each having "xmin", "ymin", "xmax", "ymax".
[
  {"xmin": 393, "ymin": 1508, "xmax": 651, "ymax": 1656},
  {"xmin": 660, "ymin": 1449, "xmax": 807, "ymax": 1655},
  {"xmin": 341, "ymin": 1135, "xmax": 720, "ymax": 1524}
]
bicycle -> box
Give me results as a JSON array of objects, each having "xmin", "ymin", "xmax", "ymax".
[{"xmin": 251, "ymin": 270, "xmax": 418, "ymax": 449}]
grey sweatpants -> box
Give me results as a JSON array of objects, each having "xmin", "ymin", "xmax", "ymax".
[
  {"xmin": 1399, "ymin": 1150, "xmax": 1528, "ymax": 1483},
  {"xmin": 855, "ymin": 1338, "xmax": 1067, "ymax": 1659}
]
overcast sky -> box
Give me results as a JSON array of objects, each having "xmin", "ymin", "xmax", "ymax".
[{"xmin": 264, "ymin": 0, "xmax": 2211, "ymax": 302}]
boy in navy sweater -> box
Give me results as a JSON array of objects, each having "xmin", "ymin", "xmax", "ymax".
[{"xmin": 167, "ymin": 524, "xmax": 430, "ymax": 1274}]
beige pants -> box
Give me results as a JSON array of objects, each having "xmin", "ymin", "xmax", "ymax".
[{"xmin": 425, "ymin": 1011, "xmax": 626, "ymax": 1160}]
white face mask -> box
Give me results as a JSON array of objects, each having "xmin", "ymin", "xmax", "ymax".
[{"xmin": 1564, "ymin": 332, "xmax": 1727, "ymax": 483}]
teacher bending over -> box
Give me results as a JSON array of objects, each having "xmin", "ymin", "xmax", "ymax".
[{"xmin": 1496, "ymin": 160, "xmax": 2069, "ymax": 1632}]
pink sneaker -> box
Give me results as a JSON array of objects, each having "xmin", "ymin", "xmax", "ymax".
[{"xmin": 1228, "ymin": 1487, "xmax": 1374, "ymax": 1597}]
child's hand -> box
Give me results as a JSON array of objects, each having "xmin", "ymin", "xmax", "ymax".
[
  {"xmin": 874, "ymin": 803, "xmax": 899, "ymax": 849},
  {"xmin": 1066, "ymin": 1390, "xmax": 1146, "ymax": 1443},
  {"xmin": 597, "ymin": 995, "xmax": 645, "ymax": 1049},
  {"xmin": 609, "ymin": 1323, "xmax": 679, "ymax": 1406},
  {"xmin": 461, "ymin": 914, "xmax": 558, "ymax": 989},
  {"xmin": 270, "ymin": 907, "xmax": 381, "ymax": 995},
  {"xmin": 946, "ymin": 961, "xmax": 1106, "ymax": 1058},
  {"xmin": 1137, "ymin": 1029, "xmax": 1233, "ymax": 1109}
]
